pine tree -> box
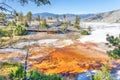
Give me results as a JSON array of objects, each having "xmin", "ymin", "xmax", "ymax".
[
  {"xmin": 18, "ymin": 12, "xmax": 24, "ymax": 22},
  {"xmin": 36, "ymin": 15, "xmax": 41, "ymax": 22},
  {"xmin": 26, "ymin": 11, "xmax": 32, "ymax": 24},
  {"xmin": 106, "ymin": 34, "xmax": 120, "ymax": 59},
  {"xmin": 75, "ymin": 16, "xmax": 80, "ymax": 26}
]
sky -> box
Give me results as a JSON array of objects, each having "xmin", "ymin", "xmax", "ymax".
[{"xmin": 0, "ymin": 0, "xmax": 120, "ymax": 15}]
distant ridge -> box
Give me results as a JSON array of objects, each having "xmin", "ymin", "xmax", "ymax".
[
  {"xmin": 82, "ymin": 9, "xmax": 120, "ymax": 23},
  {"xmin": 33, "ymin": 12, "xmax": 95, "ymax": 19},
  {"xmin": 33, "ymin": 9, "xmax": 120, "ymax": 23}
]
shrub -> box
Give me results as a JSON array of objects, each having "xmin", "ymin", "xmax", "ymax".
[
  {"xmin": 20, "ymin": 21, "xmax": 29, "ymax": 27},
  {"xmin": 9, "ymin": 65, "xmax": 65, "ymax": 80},
  {"xmin": 0, "ymin": 62, "xmax": 20, "ymax": 80},
  {"xmin": 80, "ymin": 30, "xmax": 89, "ymax": 35},
  {"xmin": 13, "ymin": 25, "xmax": 27, "ymax": 36},
  {"xmin": 24, "ymin": 22, "xmax": 29, "ymax": 27},
  {"xmin": 74, "ymin": 25, "xmax": 80, "ymax": 30},
  {"xmin": 107, "ymin": 48, "xmax": 120, "ymax": 59},
  {"xmin": 0, "ymin": 28, "xmax": 12, "ymax": 37},
  {"xmin": 28, "ymin": 69, "xmax": 65, "ymax": 80},
  {"xmin": 7, "ymin": 21, "xmax": 16, "ymax": 27},
  {"xmin": 0, "ymin": 29, "xmax": 5, "ymax": 37},
  {"xmin": 61, "ymin": 26, "xmax": 66, "ymax": 33},
  {"xmin": 106, "ymin": 35, "xmax": 120, "ymax": 59},
  {"xmin": 91, "ymin": 64, "xmax": 114, "ymax": 80},
  {"xmin": 39, "ymin": 19, "xmax": 48, "ymax": 29},
  {"xmin": 0, "ymin": 22, "xmax": 27, "ymax": 37},
  {"xmin": 9, "ymin": 65, "xmax": 24, "ymax": 80}
]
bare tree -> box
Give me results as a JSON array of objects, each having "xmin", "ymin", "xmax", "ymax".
[{"xmin": 24, "ymin": 40, "xmax": 30, "ymax": 80}]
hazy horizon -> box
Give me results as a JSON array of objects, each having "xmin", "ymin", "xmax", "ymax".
[{"xmin": 33, "ymin": 9, "xmax": 120, "ymax": 15}]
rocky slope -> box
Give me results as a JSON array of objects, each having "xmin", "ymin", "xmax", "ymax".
[{"xmin": 82, "ymin": 9, "xmax": 120, "ymax": 23}]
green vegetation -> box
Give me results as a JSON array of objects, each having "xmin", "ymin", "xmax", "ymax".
[
  {"xmin": 0, "ymin": 28, "xmax": 12, "ymax": 37},
  {"xmin": 74, "ymin": 16, "xmax": 80, "ymax": 25},
  {"xmin": 26, "ymin": 11, "xmax": 32, "ymax": 23},
  {"xmin": 62, "ymin": 15, "xmax": 69, "ymax": 32},
  {"xmin": 106, "ymin": 35, "xmax": 120, "ymax": 59},
  {"xmin": 13, "ymin": 25, "xmax": 27, "ymax": 36},
  {"xmin": 13, "ymin": 11, "xmax": 25, "ymax": 23},
  {"xmin": 108, "ymin": 48, "xmax": 120, "ymax": 59},
  {"xmin": 39, "ymin": 19, "xmax": 48, "ymax": 29},
  {"xmin": 0, "ymin": 12, "xmax": 6, "ymax": 21},
  {"xmin": 0, "ymin": 62, "xmax": 20, "ymax": 79},
  {"xmin": 9, "ymin": 64, "xmax": 24, "ymax": 80},
  {"xmin": 74, "ymin": 16, "xmax": 80, "ymax": 30},
  {"xmin": 48, "ymin": 16, "xmax": 53, "ymax": 20},
  {"xmin": 0, "ymin": 21, "xmax": 28, "ymax": 37},
  {"xmin": 91, "ymin": 64, "xmax": 114, "ymax": 80},
  {"xmin": 20, "ymin": 21, "xmax": 29, "ymax": 27},
  {"xmin": 18, "ymin": 12, "xmax": 24, "ymax": 22},
  {"xmin": 6, "ymin": 21, "xmax": 16, "ymax": 45},
  {"xmin": 80, "ymin": 30, "xmax": 89, "ymax": 35},
  {"xmin": 36, "ymin": 15, "xmax": 41, "ymax": 22},
  {"xmin": 91, "ymin": 34, "xmax": 120, "ymax": 80},
  {"xmin": 9, "ymin": 65, "xmax": 65, "ymax": 80},
  {"xmin": 0, "ymin": 62, "xmax": 64, "ymax": 80},
  {"xmin": 0, "ymin": 22, "xmax": 27, "ymax": 37},
  {"xmin": 7, "ymin": 21, "xmax": 16, "ymax": 27},
  {"xmin": 61, "ymin": 26, "xmax": 66, "ymax": 33},
  {"xmin": 74, "ymin": 25, "xmax": 81, "ymax": 30}
]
